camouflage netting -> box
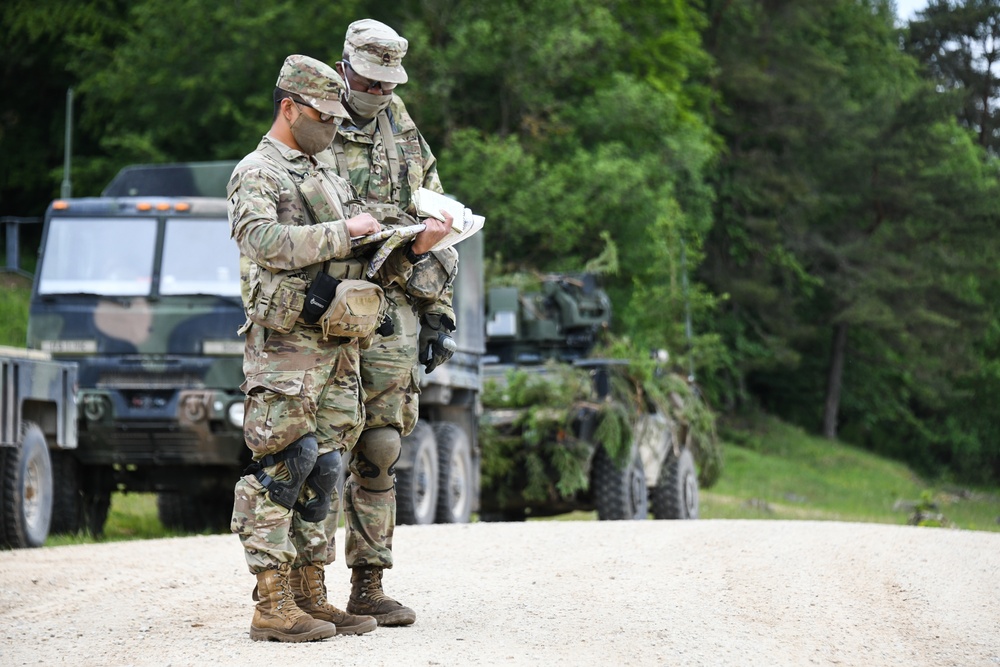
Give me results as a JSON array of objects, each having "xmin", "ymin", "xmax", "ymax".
[{"xmin": 481, "ymin": 358, "xmax": 723, "ymax": 510}]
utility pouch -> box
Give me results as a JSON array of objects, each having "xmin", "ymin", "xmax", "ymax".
[
  {"xmin": 318, "ymin": 279, "xmax": 386, "ymax": 340},
  {"xmin": 248, "ymin": 275, "xmax": 308, "ymax": 334},
  {"xmin": 302, "ymin": 272, "xmax": 341, "ymax": 325}
]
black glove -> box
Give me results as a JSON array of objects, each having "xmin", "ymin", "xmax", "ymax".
[{"xmin": 418, "ymin": 313, "xmax": 456, "ymax": 373}]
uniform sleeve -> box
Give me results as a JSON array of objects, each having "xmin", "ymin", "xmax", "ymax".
[
  {"xmin": 228, "ymin": 166, "xmax": 352, "ymax": 272},
  {"xmin": 407, "ymin": 247, "xmax": 458, "ymax": 323},
  {"xmin": 406, "ymin": 133, "xmax": 455, "ymax": 320},
  {"xmin": 418, "ymin": 132, "xmax": 445, "ymax": 195}
]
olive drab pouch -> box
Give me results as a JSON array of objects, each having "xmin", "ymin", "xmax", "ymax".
[
  {"xmin": 298, "ymin": 170, "xmax": 349, "ymax": 224},
  {"xmin": 318, "ymin": 279, "xmax": 387, "ymax": 340},
  {"xmin": 248, "ymin": 271, "xmax": 308, "ymax": 334}
]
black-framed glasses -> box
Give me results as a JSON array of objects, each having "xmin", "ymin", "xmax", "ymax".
[
  {"xmin": 292, "ymin": 98, "xmax": 339, "ymax": 124},
  {"xmin": 343, "ymin": 61, "xmax": 397, "ymax": 93}
]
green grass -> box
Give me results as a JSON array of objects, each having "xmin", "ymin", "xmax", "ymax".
[
  {"xmin": 0, "ymin": 273, "xmax": 31, "ymax": 347},
  {"xmin": 700, "ymin": 413, "xmax": 1000, "ymax": 531},
  {"xmin": 45, "ymin": 493, "xmax": 190, "ymax": 546}
]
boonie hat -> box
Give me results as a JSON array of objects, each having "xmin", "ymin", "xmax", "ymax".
[
  {"xmin": 343, "ymin": 19, "xmax": 408, "ymax": 84},
  {"xmin": 276, "ymin": 54, "xmax": 350, "ymax": 120}
]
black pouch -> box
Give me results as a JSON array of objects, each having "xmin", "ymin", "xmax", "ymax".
[{"xmin": 302, "ymin": 272, "xmax": 340, "ymax": 325}]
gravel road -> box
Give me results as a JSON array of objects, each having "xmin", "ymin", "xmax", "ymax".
[{"xmin": 1, "ymin": 520, "xmax": 998, "ymax": 667}]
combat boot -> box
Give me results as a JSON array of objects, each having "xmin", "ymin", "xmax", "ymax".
[
  {"xmin": 347, "ymin": 566, "xmax": 416, "ymax": 626},
  {"xmin": 290, "ymin": 563, "xmax": 378, "ymax": 635},
  {"xmin": 250, "ymin": 563, "xmax": 338, "ymax": 642}
]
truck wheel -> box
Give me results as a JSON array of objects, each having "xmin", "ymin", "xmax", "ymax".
[
  {"xmin": 433, "ymin": 422, "xmax": 473, "ymax": 524},
  {"xmin": 396, "ymin": 421, "xmax": 438, "ymax": 525},
  {"xmin": 157, "ymin": 488, "xmax": 233, "ymax": 534},
  {"xmin": 651, "ymin": 448, "xmax": 699, "ymax": 519},
  {"xmin": 592, "ymin": 445, "xmax": 649, "ymax": 521},
  {"xmin": 0, "ymin": 424, "xmax": 54, "ymax": 548},
  {"xmin": 49, "ymin": 450, "xmax": 83, "ymax": 535}
]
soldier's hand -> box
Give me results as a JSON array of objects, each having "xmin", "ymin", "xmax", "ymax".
[
  {"xmin": 411, "ymin": 211, "xmax": 451, "ymax": 254},
  {"xmin": 346, "ymin": 213, "xmax": 382, "ymax": 237},
  {"xmin": 419, "ymin": 313, "xmax": 457, "ymax": 373}
]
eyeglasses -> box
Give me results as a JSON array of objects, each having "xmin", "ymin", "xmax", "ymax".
[
  {"xmin": 344, "ymin": 61, "xmax": 397, "ymax": 93},
  {"xmin": 292, "ymin": 99, "xmax": 340, "ymax": 124}
]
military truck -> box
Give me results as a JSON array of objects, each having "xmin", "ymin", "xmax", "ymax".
[
  {"xmin": 477, "ymin": 274, "xmax": 702, "ymax": 521},
  {"xmin": 0, "ymin": 346, "xmax": 78, "ymax": 548},
  {"xmin": 28, "ymin": 163, "xmax": 247, "ymax": 535},
  {"xmin": 27, "ymin": 161, "xmax": 483, "ymax": 534}
]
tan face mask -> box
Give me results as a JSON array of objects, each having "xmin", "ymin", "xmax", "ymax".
[
  {"xmin": 345, "ymin": 90, "xmax": 394, "ymax": 119},
  {"xmin": 289, "ymin": 105, "xmax": 338, "ymax": 155}
]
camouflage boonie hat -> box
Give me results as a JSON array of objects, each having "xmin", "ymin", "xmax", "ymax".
[
  {"xmin": 344, "ymin": 19, "xmax": 408, "ymax": 84},
  {"xmin": 276, "ymin": 54, "xmax": 350, "ymax": 120}
]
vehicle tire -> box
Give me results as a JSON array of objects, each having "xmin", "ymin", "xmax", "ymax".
[
  {"xmin": 82, "ymin": 488, "xmax": 111, "ymax": 538},
  {"xmin": 433, "ymin": 422, "xmax": 473, "ymax": 524},
  {"xmin": 396, "ymin": 421, "xmax": 438, "ymax": 525},
  {"xmin": 651, "ymin": 448, "xmax": 699, "ymax": 520},
  {"xmin": 49, "ymin": 450, "xmax": 83, "ymax": 535},
  {"xmin": 591, "ymin": 445, "xmax": 649, "ymax": 521},
  {"xmin": 157, "ymin": 487, "xmax": 233, "ymax": 534},
  {"xmin": 0, "ymin": 424, "xmax": 54, "ymax": 548}
]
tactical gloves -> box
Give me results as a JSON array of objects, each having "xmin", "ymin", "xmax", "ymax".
[{"xmin": 418, "ymin": 313, "xmax": 456, "ymax": 373}]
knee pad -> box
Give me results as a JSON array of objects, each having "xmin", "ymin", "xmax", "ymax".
[
  {"xmin": 249, "ymin": 434, "xmax": 318, "ymax": 510},
  {"xmin": 297, "ymin": 450, "xmax": 342, "ymax": 522},
  {"xmin": 350, "ymin": 426, "xmax": 401, "ymax": 492}
]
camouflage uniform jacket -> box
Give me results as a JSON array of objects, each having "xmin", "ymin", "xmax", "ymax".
[
  {"xmin": 319, "ymin": 95, "xmax": 457, "ymax": 322},
  {"xmin": 229, "ymin": 135, "xmax": 412, "ymax": 304}
]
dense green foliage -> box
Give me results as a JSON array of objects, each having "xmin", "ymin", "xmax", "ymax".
[
  {"xmin": 480, "ymin": 360, "xmax": 722, "ymax": 507},
  {"xmin": 3, "ymin": 0, "xmax": 1000, "ymax": 483}
]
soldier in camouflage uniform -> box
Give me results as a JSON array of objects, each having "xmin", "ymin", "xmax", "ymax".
[
  {"xmin": 316, "ymin": 19, "xmax": 460, "ymax": 628},
  {"xmin": 228, "ymin": 54, "xmax": 448, "ymax": 643}
]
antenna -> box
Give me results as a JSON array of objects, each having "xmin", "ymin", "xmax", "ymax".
[{"xmin": 61, "ymin": 88, "xmax": 73, "ymax": 199}]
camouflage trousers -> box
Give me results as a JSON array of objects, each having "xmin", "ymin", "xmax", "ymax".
[
  {"xmin": 344, "ymin": 285, "xmax": 418, "ymax": 569},
  {"xmin": 232, "ymin": 322, "xmax": 364, "ymax": 574}
]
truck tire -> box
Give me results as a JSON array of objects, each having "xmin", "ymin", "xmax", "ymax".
[
  {"xmin": 651, "ymin": 448, "xmax": 699, "ymax": 519},
  {"xmin": 592, "ymin": 445, "xmax": 649, "ymax": 521},
  {"xmin": 0, "ymin": 424, "xmax": 54, "ymax": 548},
  {"xmin": 49, "ymin": 450, "xmax": 83, "ymax": 535},
  {"xmin": 396, "ymin": 421, "xmax": 438, "ymax": 525},
  {"xmin": 433, "ymin": 422, "xmax": 473, "ymax": 524},
  {"xmin": 157, "ymin": 488, "xmax": 233, "ymax": 534}
]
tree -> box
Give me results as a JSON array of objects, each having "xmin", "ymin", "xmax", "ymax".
[{"xmin": 907, "ymin": 0, "xmax": 1000, "ymax": 152}]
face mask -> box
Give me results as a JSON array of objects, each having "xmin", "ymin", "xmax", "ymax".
[
  {"xmin": 289, "ymin": 108, "xmax": 338, "ymax": 155},
  {"xmin": 345, "ymin": 90, "xmax": 394, "ymax": 119}
]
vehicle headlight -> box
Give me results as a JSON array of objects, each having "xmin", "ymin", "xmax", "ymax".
[{"xmin": 227, "ymin": 401, "xmax": 245, "ymax": 428}]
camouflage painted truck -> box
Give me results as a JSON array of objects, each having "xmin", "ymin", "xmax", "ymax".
[
  {"xmin": 0, "ymin": 346, "xmax": 77, "ymax": 548},
  {"xmin": 27, "ymin": 163, "xmax": 247, "ymax": 535},
  {"xmin": 27, "ymin": 161, "xmax": 483, "ymax": 534},
  {"xmin": 477, "ymin": 274, "xmax": 717, "ymax": 521}
]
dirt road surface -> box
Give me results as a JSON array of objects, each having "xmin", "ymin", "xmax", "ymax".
[{"xmin": 1, "ymin": 520, "xmax": 998, "ymax": 667}]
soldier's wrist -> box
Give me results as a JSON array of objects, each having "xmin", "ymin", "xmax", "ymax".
[{"xmin": 406, "ymin": 242, "xmax": 430, "ymax": 264}]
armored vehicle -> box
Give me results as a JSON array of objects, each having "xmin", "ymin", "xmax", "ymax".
[
  {"xmin": 478, "ymin": 274, "xmax": 702, "ymax": 521},
  {"xmin": 0, "ymin": 346, "xmax": 77, "ymax": 548}
]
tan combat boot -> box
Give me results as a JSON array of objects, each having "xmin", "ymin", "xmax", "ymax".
[
  {"xmin": 290, "ymin": 564, "xmax": 378, "ymax": 635},
  {"xmin": 347, "ymin": 566, "xmax": 416, "ymax": 626},
  {"xmin": 249, "ymin": 563, "xmax": 338, "ymax": 642}
]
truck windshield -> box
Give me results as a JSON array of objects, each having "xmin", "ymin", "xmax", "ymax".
[
  {"xmin": 37, "ymin": 218, "xmax": 156, "ymax": 296},
  {"xmin": 160, "ymin": 218, "xmax": 240, "ymax": 297}
]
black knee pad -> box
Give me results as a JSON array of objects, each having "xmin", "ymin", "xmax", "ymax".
[
  {"xmin": 297, "ymin": 450, "xmax": 342, "ymax": 522},
  {"xmin": 251, "ymin": 434, "xmax": 318, "ymax": 510},
  {"xmin": 350, "ymin": 426, "xmax": 401, "ymax": 492}
]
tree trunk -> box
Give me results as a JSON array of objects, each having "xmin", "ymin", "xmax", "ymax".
[{"xmin": 822, "ymin": 322, "xmax": 848, "ymax": 439}]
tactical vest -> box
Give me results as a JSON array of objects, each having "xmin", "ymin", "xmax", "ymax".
[{"xmin": 231, "ymin": 141, "xmax": 369, "ymax": 334}]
